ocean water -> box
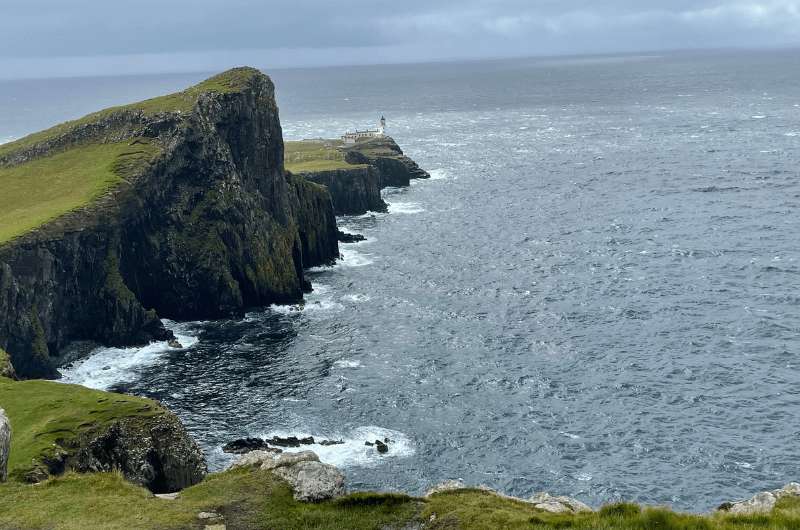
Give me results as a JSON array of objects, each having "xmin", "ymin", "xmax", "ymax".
[{"xmin": 5, "ymin": 50, "xmax": 800, "ymax": 511}]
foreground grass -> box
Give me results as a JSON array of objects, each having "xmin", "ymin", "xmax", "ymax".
[
  {"xmin": 0, "ymin": 377, "xmax": 166, "ymax": 482},
  {"xmin": 2, "ymin": 474, "xmax": 800, "ymax": 529},
  {"xmin": 0, "ymin": 139, "xmax": 159, "ymax": 244},
  {"xmin": 0, "ymin": 469, "xmax": 420, "ymax": 530},
  {"xmin": 285, "ymin": 140, "xmax": 366, "ymax": 173}
]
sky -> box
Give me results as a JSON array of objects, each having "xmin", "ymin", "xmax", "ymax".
[{"xmin": 1, "ymin": 0, "xmax": 799, "ymax": 79}]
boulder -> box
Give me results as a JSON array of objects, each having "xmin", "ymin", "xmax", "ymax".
[
  {"xmin": 717, "ymin": 483, "xmax": 800, "ymax": 515},
  {"xmin": 229, "ymin": 450, "xmax": 345, "ymax": 502},
  {"xmin": 272, "ymin": 460, "xmax": 346, "ymax": 502},
  {"xmin": 528, "ymin": 492, "xmax": 593, "ymax": 514},
  {"xmin": 426, "ymin": 480, "xmax": 467, "ymax": 497},
  {"xmin": 0, "ymin": 408, "xmax": 9, "ymax": 482}
]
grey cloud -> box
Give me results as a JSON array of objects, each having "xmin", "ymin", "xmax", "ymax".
[{"xmin": 0, "ymin": 1, "xmax": 798, "ymax": 77}]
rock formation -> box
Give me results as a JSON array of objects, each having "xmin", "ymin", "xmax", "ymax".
[
  {"xmin": 229, "ymin": 450, "xmax": 345, "ymax": 502},
  {"xmin": 0, "ymin": 68, "xmax": 339, "ymax": 378},
  {"xmin": 0, "ymin": 349, "xmax": 16, "ymax": 380},
  {"xmin": 717, "ymin": 483, "xmax": 800, "ymax": 515},
  {"xmin": 425, "ymin": 479, "xmax": 593, "ymax": 514},
  {"xmin": 343, "ymin": 136, "xmax": 430, "ymax": 188}
]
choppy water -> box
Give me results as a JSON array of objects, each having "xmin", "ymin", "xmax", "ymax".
[{"xmin": 5, "ymin": 50, "xmax": 800, "ymax": 511}]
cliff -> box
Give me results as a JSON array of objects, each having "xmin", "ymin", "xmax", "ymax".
[
  {"xmin": 285, "ymin": 136, "xmax": 429, "ymax": 216},
  {"xmin": 0, "ymin": 67, "xmax": 339, "ymax": 378},
  {"xmin": 0, "ymin": 377, "xmax": 205, "ymax": 492}
]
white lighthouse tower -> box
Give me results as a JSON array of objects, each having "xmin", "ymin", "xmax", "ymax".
[{"xmin": 378, "ymin": 115, "xmax": 386, "ymax": 136}]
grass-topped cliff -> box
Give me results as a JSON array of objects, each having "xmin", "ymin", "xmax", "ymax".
[
  {"xmin": 0, "ymin": 66, "xmax": 339, "ymax": 379},
  {"xmin": 0, "ymin": 377, "xmax": 205, "ymax": 489}
]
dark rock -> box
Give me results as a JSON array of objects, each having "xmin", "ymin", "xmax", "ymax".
[
  {"xmin": 375, "ymin": 440, "xmax": 389, "ymax": 454},
  {"xmin": 222, "ymin": 437, "xmax": 277, "ymax": 454},
  {"xmin": 319, "ymin": 439, "xmax": 345, "ymax": 446},
  {"xmin": 0, "ymin": 68, "xmax": 340, "ymax": 379},
  {"xmin": 267, "ymin": 435, "xmax": 315, "ymax": 447},
  {"xmin": 65, "ymin": 408, "xmax": 206, "ymax": 493},
  {"xmin": 167, "ymin": 339, "xmax": 183, "ymax": 349},
  {"xmin": 364, "ymin": 441, "xmax": 374, "ymax": 446},
  {"xmin": 337, "ymin": 230, "xmax": 366, "ymax": 243}
]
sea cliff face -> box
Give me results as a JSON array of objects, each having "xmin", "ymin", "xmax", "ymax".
[
  {"xmin": 299, "ymin": 166, "xmax": 387, "ymax": 216},
  {"xmin": 0, "ymin": 68, "xmax": 339, "ymax": 378},
  {"xmin": 344, "ymin": 136, "xmax": 430, "ymax": 188}
]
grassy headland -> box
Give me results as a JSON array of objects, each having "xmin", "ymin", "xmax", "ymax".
[
  {"xmin": 0, "ymin": 67, "xmax": 263, "ymax": 245},
  {"xmin": 284, "ymin": 140, "xmax": 367, "ymax": 173}
]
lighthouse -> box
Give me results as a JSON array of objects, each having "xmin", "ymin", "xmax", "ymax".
[{"xmin": 378, "ymin": 115, "xmax": 386, "ymax": 136}]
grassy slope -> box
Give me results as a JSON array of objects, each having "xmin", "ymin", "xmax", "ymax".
[
  {"xmin": 0, "ymin": 67, "xmax": 262, "ymax": 245},
  {"xmin": 0, "ymin": 67, "xmax": 260, "ymax": 160},
  {"xmin": 285, "ymin": 140, "xmax": 367, "ymax": 173},
  {"xmin": 1, "ymin": 474, "xmax": 800, "ymax": 529},
  {"xmin": 0, "ymin": 140, "xmax": 159, "ymax": 244},
  {"xmin": 0, "ymin": 377, "xmax": 166, "ymax": 482}
]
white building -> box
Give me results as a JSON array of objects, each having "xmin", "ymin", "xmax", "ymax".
[{"xmin": 341, "ymin": 116, "xmax": 386, "ymax": 144}]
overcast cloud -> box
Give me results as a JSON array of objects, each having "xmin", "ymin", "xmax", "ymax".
[{"xmin": 1, "ymin": 0, "xmax": 799, "ymax": 78}]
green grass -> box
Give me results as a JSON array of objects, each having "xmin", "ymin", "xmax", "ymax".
[
  {"xmin": 0, "ymin": 469, "xmax": 421, "ymax": 530},
  {"xmin": 0, "ymin": 139, "xmax": 160, "ymax": 244},
  {"xmin": 0, "ymin": 377, "xmax": 166, "ymax": 482},
  {"xmin": 0, "ymin": 67, "xmax": 262, "ymax": 161},
  {"xmin": 422, "ymin": 490, "xmax": 800, "ymax": 530},
  {"xmin": 2, "ymin": 475, "xmax": 800, "ymax": 530},
  {"xmin": 285, "ymin": 140, "xmax": 367, "ymax": 173}
]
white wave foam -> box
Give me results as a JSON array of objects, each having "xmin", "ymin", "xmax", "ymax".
[
  {"xmin": 785, "ymin": 131, "xmax": 799, "ymax": 137},
  {"xmin": 333, "ymin": 359, "xmax": 362, "ymax": 368},
  {"xmin": 59, "ymin": 320, "xmax": 199, "ymax": 390},
  {"xmin": 751, "ymin": 115, "xmax": 766, "ymax": 119},
  {"xmin": 259, "ymin": 426, "xmax": 415, "ymax": 468},
  {"xmin": 340, "ymin": 247, "xmax": 374, "ymax": 267},
  {"xmin": 428, "ymin": 168, "xmax": 449, "ymax": 180},
  {"xmin": 387, "ymin": 202, "xmax": 425, "ymax": 214},
  {"xmin": 342, "ymin": 293, "xmax": 370, "ymax": 303}
]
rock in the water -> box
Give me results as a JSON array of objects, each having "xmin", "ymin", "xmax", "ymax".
[
  {"xmin": 0, "ymin": 408, "xmax": 9, "ymax": 482},
  {"xmin": 319, "ymin": 439, "xmax": 345, "ymax": 446},
  {"xmin": 167, "ymin": 339, "xmax": 183, "ymax": 349},
  {"xmin": 272, "ymin": 460, "xmax": 346, "ymax": 502},
  {"xmin": 528, "ymin": 492, "xmax": 593, "ymax": 514},
  {"xmin": 375, "ymin": 440, "xmax": 389, "ymax": 454},
  {"xmin": 222, "ymin": 438, "xmax": 278, "ymax": 454},
  {"xmin": 337, "ymin": 230, "xmax": 367, "ymax": 243},
  {"xmin": 717, "ymin": 483, "xmax": 800, "ymax": 515},
  {"xmin": 267, "ymin": 435, "xmax": 315, "ymax": 447}
]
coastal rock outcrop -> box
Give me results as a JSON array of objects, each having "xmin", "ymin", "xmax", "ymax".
[
  {"xmin": 229, "ymin": 450, "xmax": 345, "ymax": 502},
  {"xmin": 425, "ymin": 480, "xmax": 592, "ymax": 514},
  {"xmin": 717, "ymin": 483, "xmax": 800, "ymax": 515},
  {"xmin": 343, "ymin": 136, "xmax": 430, "ymax": 188},
  {"xmin": 0, "ymin": 408, "xmax": 9, "ymax": 482},
  {"xmin": 67, "ymin": 412, "xmax": 207, "ymax": 493},
  {"xmin": 0, "ymin": 67, "xmax": 339, "ymax": 378}
]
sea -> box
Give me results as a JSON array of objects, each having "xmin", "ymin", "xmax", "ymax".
[{"xmin": 2, "ymin": 49, "xmax": 800, "ymax": 511}]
